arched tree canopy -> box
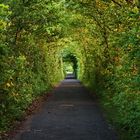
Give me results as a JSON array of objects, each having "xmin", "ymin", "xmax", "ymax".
[{"xmin": 0, "ymin": 0, "xmax": 140, "ymax": 138}]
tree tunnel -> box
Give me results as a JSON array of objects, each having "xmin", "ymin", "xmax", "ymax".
[{"xmin": 0, "ymin": 0, "xmax": 139, "ymax": 138}]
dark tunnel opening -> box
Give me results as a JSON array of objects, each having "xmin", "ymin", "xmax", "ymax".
[{"xmin": 62, "ymin": 53, "xmax": 78, "ymax": 79}]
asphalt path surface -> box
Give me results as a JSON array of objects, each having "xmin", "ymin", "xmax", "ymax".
[{"xmin": 13, "ymin": 75, "xmax": 118, "ymax": 140}]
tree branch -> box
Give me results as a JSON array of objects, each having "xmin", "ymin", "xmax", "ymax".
[{"xmin": 111, "ymin": 0, "xmax": 122, "ymax": 7}]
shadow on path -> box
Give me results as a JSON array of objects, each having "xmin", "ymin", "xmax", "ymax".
[{"xmin": 13, "ymin": 76, "xmax": 118, "ymax": 140}]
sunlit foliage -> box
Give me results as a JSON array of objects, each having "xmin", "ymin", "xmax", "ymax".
[{"xmin": 0, "ymin": 0, "xmax": 140, "ymax": 139}]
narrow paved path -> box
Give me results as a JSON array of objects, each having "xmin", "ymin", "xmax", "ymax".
[{"xmin": 13, "ymin": 76, "xmax": 118, "ymax": 140}]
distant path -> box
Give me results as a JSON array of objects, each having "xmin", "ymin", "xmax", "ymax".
[{"xmin": 13, "ymin": 75, "xmax": 118, "ymax": 140}]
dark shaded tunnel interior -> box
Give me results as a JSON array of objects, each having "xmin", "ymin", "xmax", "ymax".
[{"xmin": 62, "ymin": 53, "xmax": 78, "ymax": 79}]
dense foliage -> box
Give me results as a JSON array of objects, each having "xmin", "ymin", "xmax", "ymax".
[
  {"xmin": 67, "ymin": 0, "xmax": 140, "ymax": 139},
  {"xmin": 0, "ymin": 0, "xmax": 64, "ymax": 132},
  {"xmin": 0, "ymin": 0, "xmax": 140, "ymax": 139}
]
